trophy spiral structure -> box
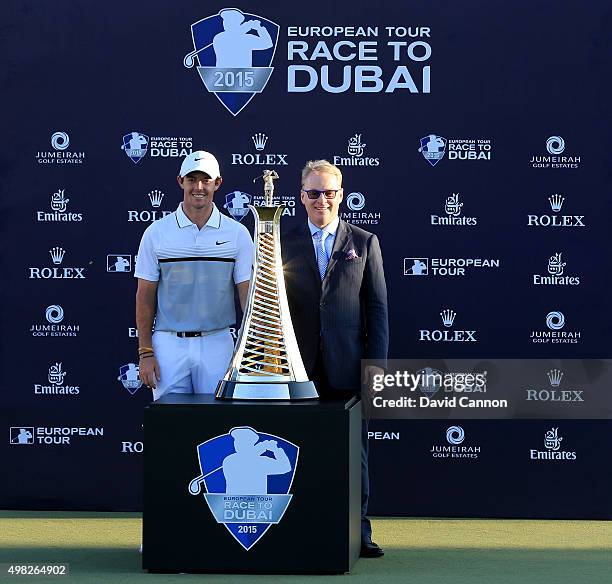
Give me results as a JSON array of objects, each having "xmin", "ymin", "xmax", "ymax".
[{"xmin": 216, "ymin": 170, "xmax": 319, "ymax": 400}]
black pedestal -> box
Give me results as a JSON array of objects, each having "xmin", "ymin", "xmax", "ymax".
[{"xmin": 143, "ymin": 394, "xmax": 362, "ymax": 574}]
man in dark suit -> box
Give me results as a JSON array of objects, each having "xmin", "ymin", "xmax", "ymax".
[{"xmin": 282, "ymin": 159, "xmax": 388, "ymax": 558}]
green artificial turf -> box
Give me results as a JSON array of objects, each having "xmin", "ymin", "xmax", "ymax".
[{"xmin": 0, "ymin": 512, "xmax": 611, "ymax": 583}]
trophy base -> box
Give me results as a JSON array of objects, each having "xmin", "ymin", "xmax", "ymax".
[{"xmin": 215, "ymin": 380, "xmax": 319, "ymax": 401}]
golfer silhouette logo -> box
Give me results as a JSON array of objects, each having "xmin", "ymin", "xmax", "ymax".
[
  {"xmin": 418, "ymin": 134, "xmax": 447, "ymax": 166},
  {"xmin": 408, "ymin": 259, "xmax": 428, "ymax": 276},
  {"xmin": 223, "ymin": 191, "xmax": 251, "ymax": 221},
  {"xmin": 183, "ymin": 8, "xmax": 280, "ymax": 116},
  {"xmin": 224, "ymin": 428, "xmax": 291, "ymax": 494},
  {"xmin": 10, "ymin": 428, "xmax": 34, "ymax": 445},
  {"xmin": 213, "ymin": 10, "xmax": 273, "ymax": 68},
  {"xmin": 121, "ymin": 132, "xmax": 149, "ymax": 164},
  {"xmin": 188, "ymin": 426, "xmax": 299, "ymax": 550}
]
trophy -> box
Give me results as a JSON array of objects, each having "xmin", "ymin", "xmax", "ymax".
[{"xmin": 215, "ymin": 170, "xmax": 319, "ymax": 400}]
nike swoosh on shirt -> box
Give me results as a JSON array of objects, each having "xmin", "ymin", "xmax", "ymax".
[{"xmin": 216, "ymin": 241, "xmax": 229, "ymax": 245}]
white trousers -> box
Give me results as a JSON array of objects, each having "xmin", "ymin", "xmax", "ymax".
[{"xmin": 151, "ymin": 329, "xmax": 234, "ymax": 401}]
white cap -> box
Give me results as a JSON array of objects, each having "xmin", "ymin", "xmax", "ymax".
[{"xmin": 179, "ymin": 150, "xmax": 221, "ymax": 179}]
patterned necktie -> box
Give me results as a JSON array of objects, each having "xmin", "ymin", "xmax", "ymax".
[{"xmin": 313, "ymin": 229, "xmax": 328, "ymax": 280}]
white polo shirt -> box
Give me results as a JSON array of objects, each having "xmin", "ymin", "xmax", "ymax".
[{"xmin": 135, "ymin": 203, "xmax": 253, "ymax": 332}]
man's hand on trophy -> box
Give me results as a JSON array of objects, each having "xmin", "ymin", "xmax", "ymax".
[{"xmin": 139, "ymin": 356, "xmax": 161, "ymax": 390}]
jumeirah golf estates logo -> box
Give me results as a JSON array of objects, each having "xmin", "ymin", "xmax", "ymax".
[
  {"xmin": 183, "ymin": 8, "xmax": 280, "ymax": 116},
  {"xmin": 188, "ymin": 426, "xmax": 298, "ymax": 550}
]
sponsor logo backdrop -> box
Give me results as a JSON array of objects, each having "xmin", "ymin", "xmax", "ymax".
[{"xmin": 1, "ymin": 1, "xmax": 611, "ymax": 516}]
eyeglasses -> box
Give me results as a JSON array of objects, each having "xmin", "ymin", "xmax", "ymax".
[{"xmin": 302, "ymin": 189, "xmax": 340, "ymax": 200}]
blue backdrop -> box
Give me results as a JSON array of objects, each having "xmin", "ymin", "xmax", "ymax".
[{"xmin": 2, "ymin": 0, "xmax": 611, "ymax": 517}]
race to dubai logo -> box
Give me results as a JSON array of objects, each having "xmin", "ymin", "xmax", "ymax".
[
  {"xmin": 418, "ymin": 134, "xmax": 446, "ymax": 166},
  {"xmin": 419, "ymin": 134, "xmax": 492, "ymax": 165},
  {"xmin": 121, "ymin": 132, "xmax": 149, "ymax": 164},
  {"xmin": 188, "ymin": 426, "xmax": 298, "ymax": 550},
  {"xmin": 183, "ymin": 8, "xmax": 280, "ymax": 116},
  {"xmin": 118, "ymin": 363, "xmax": 143, "ymax": 395},
  {"xmin": 223, "ymin": 191, "xmax": 252, "ymax": 221}
]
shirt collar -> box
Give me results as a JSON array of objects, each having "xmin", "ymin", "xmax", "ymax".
[
  {"xmin": 308, "ymin": 216, "xmax": 340, "ymax": 237},
  {"xmin": 176, "ymin": 203, "xmax": 222, "ymax": 229}
]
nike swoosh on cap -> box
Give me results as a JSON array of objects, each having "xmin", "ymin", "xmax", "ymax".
[{"xmin": 216, "ymin": 241, "xmax": 229, "ymax": 245}]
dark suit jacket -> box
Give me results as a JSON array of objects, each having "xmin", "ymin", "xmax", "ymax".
[{"xmin": 281, "ymin": 220, "xmax": 389, "ymax": 391}]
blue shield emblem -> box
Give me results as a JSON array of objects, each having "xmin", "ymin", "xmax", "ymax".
[
  {"xmin": 188, "ymin": 426, "xmax": 299, "ymax": 550},
  {"xmin": 223, "ymin": 191, "xmax": 252, "ymax": 221},
  {"xmin": 117, "ymin": 363, "xmax": 142, "ymax": 395},
  {"xmin": 121, "ymin": 132, "xmax": 149, "ymax": 164},
  {"xmin": 184, "ymin": 9, "xmax": 279, "ymax": 116},
  {"xmin": 418, "ymin": 134, "xmax": 446, "ymax": 166}
]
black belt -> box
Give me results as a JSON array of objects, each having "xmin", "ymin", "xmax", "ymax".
[{"xmin": 175, "ymin": 331, "xmax": 207, "ymax": 338}]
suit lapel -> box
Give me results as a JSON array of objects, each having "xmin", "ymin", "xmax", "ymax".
[{"xmin": 296, "ymin": 222, "xmax": 320, "ymax": 281}]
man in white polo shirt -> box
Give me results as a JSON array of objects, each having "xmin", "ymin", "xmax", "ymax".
[{"xmin": 134, "ymin": 150, "xmax": 253, "ymax": 400}]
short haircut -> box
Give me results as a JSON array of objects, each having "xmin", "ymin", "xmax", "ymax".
[{"xmin": 301, "ymin": 159, "xmax": 343, "ymax": 187}]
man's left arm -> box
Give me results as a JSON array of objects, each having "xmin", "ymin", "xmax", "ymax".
[
  {"xmin": 236, "ymin": 280, "xmax": 250, "ymax": 312},
  {"xmin": 234, "ymin": 224, "xmax": 255, "ymax": 313},
  {"xmin": 363, "ymin": 233, "xmax": 389, "ymax": 362}
]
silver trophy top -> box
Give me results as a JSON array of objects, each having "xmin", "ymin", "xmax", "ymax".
[{"xmin": 259, "ymin": 169, "xmax": 279, "ymax": 206}]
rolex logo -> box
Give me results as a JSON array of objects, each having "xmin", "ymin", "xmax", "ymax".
[
  {"xmin": 49, "ymin": 247, "xmax": 66, "ymax": 265},
  {"xmin": 547, "ymin": 369, "xmax": 563, "ymax": 387},
  {"xmin": 148, "ymin": 189, "xmax": 165, "ymax": 208},
  {"xmin": 420, "ymin": 308, "xmax": 476, "ymax": 342},
  {"xmin": 549, "ymin": 194, "xmax": 565, "ymax": 212},
  {"xmin": 440, "ymin": 309, "xmax": 456, "ymax": 328},
  {"xmin": 30, "ymin": 248, "xmax": 85, "ymax": 279},
  {"xmin": 252, "ymin": 133, "xmax": 268, "ymax": 151},
  {"xmin": 547, "ymin": 253, "xmax": 566, "ymax": 276},
  {"xmin": 48, "ymin": 363, "xmax": 66, "ymax": 385}
]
